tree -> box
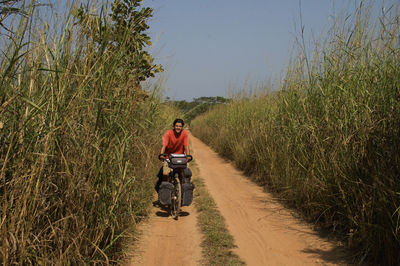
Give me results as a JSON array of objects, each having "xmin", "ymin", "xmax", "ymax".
[
  {"xmin": 76, "ymin": 0, "xmax": 163, "ymax": 86},
  {"xmin": 0, "ymin": 1, "xmax": 23, "ymax": 32},
  {"xmin": 172, "ymin": 96, "xmax": 230, "ymax": 123},
  {"xmin": 110, "ymin": 0, "xmax": 163, "ymax": 82}
]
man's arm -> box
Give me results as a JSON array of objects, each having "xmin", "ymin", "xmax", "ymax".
[
  {"xmin": 160, "ymin": 145, "xmax": 167, "ymax": 160},
  {"xmin": 160, "ymin": 130, "xmax": 169, "ymax": 158},
  {"xmin": 183, "ymin": 131, "xmax": 190, "ymax": 155},
  {"xmin": 160, "ymin": 145, "xmax": 166, "ymax": 155},
  {"xmin": 184, "ymin": 145, "xmax": 190, "ymax": 156}
]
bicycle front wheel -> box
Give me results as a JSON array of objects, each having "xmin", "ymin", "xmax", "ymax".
[{"xmin": 171, "ymin": 177, "xmax": 181, "ymax": 220}]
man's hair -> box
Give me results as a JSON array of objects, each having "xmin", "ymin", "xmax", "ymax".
[{"xmin": 173, "ymin": 118, "xmax": 185, "ymax": 127}]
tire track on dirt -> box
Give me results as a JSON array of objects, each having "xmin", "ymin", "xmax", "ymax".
[
  {"xmin": 128, "ymin": 202, "xmax": 202, "ymax": 266},
  {"xmin": 191, "ymin": 134, "xmax": 347, "ymax": 266}
]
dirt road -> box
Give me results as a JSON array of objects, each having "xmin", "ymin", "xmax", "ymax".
[
  {"xmin": 128, "ymin": 203, "xmax": 202, "ymax": 266},
  {"xmin": 191, "ymin": 135, "xmax": 346, "ymax": 266},
  {"xmin": 129, "ymin": 135, "xmax": 346, "ymax": 266}
]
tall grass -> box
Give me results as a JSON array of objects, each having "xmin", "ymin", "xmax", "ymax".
[
  {"xmin": 191, "ymin": 2, "xmax": 400, "ymax": 264},
  {"xmin": 0, "ymin": 0, "xmax": 175, "ymax": 264}
]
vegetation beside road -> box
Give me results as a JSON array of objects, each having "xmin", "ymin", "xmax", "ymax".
[
  {"xmin": 191, "ymin": 3, "xmax": 400, "ymax": 265},
  {"xmin": 0, "ymin": 0, "xmax": 174, "ymax": 264},
  {"xmin": 191, "ymin": 162, "xmax": 245, "ymax": 266}
]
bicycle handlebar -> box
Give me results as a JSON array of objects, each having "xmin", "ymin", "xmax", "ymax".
[{"xmin": 158, "ymin": 153, "xmax": 193, "ymax": 162}]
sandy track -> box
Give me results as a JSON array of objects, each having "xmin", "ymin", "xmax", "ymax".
[
  {"xmin": 191, "ymin": 135, "xmax": 347, "ymax": 266},
  {"xmin": 128, "ymin": 202, "xmax": 202, "ymax": 266},
  {"xmin": 128, "ymin": 135, "xmax": 347, "ymax": 266}
]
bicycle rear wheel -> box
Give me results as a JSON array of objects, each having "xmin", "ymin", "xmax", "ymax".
[{"xmin": 171, "ymin": 176, "xmax": 181, "ymax": 220}]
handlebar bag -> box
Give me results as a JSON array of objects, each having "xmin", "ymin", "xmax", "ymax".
[
  {"xmin": 158, "ymin": 181, "xmax": 174, "ymax": 205},
  {"xmin": 168, "ymin": 154, "xmax": 187, "ymax": 169}
]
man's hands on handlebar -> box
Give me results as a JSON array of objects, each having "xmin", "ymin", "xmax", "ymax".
[{"xmin": 159, "ymin": 154, "xmax": 166, "ymax": 161}]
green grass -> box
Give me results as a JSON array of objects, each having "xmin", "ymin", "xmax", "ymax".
[{"xmin": 191, "ymin": 162, "xmax": 245, "ymax": 266}]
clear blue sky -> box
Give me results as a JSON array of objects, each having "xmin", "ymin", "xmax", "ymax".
[
  {"xmin": 144, "ymin": 0, "xmax": 366, "ymax": 101},
  {"xmin": 0, "ymin": 0, "xmax": 391, "ymax": 101}
]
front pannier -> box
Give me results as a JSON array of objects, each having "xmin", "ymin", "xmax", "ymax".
[
  {"xmin": 158, "ymin": 181, "xmax": 174, "ymax": 205},
  {"xmin": 182, "ymin": 182, "xmax": 194, "ymax": 206},
  {"xmin": 168, "ymin": 154, "xmax": 187, "ymax": 169}
]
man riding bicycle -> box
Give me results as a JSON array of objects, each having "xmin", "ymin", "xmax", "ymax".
[{"xmin": 155, "ymin": 118, "xmax": 192, "ymax": 193}]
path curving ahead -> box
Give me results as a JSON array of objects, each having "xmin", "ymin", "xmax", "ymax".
[{"xmin": 191, "ymin": 134, "xmax": 346, "ymax": 266}]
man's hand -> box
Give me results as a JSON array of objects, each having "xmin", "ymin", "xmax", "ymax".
[{"xmin": 160, "ymin": 146, "xmax": 166, "ymax": 161}]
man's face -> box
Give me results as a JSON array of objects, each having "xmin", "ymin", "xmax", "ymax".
[{"xmin": 173, "ymin": 122, "xmax": 183, "ymax": 134}]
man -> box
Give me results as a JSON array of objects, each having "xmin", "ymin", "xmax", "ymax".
[
  {"xmin": 160, "ymin": 118, "xmax": 190, "ymax": 159},
  {"xmin": 155, "ymin": 118, "xmax": 192, "ymax": 192}
]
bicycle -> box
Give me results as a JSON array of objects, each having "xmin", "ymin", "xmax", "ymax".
[{"xmin": 158, "ymin": 153, "xmax": 193, "ymax": 220}]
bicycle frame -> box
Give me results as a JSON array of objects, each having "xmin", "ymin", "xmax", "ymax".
[{"xmin": 162, "ymin": 168, "xmax": 185, "ymax": 183}]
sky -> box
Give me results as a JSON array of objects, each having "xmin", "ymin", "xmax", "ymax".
[
  {"xmin": 143, "ymin": 0, "xmax": 366, "ymax": 101},
  {"xmin": 1, "ymin": 0, "xmax": 389, "ymax": 101}
]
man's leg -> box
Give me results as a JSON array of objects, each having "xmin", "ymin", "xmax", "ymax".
[
  {"xmin": 162, "ymin": 161, "xmax": 170, "ymax": 176},
  {"xmin": 155, "ymin": 162, "xmax": 171, "ymax": 192},
  {"xmin": 155, "ymin": 166, "xmax": 163, "ymax": 192},
  {"xmin": 184, "ymin": 168, "xmax": 192, "ymax": 183}
]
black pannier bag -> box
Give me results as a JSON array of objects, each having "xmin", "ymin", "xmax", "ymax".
[
  {"xmin": 182, "ymin": 182, "xmax": 194, "ymax": 206},
  {"xmin": 168, "ymin": 154, "xmax": 187, "ymax": 169},
  {"xmin": 184, "ymin": 168, "xmax": 192, "ymax": 182},
  {"xmin": 158, "ymin": 181, "xmax": 174, "ymax": 205}
]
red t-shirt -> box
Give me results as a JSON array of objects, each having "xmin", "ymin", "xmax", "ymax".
[{"xmin": 163, "ymin": 129, "xmax": 189, "ymax": 154}]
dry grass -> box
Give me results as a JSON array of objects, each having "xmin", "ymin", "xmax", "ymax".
[
  {"xmin": 0, "ymin": 0, "xmax": 177, "ymax": 264},
  {"xmin": 191, "ymin": 2, "xmax": 400, "ymax": 265}
]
